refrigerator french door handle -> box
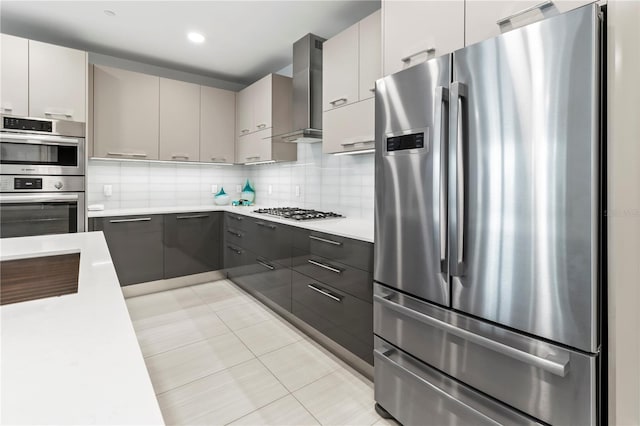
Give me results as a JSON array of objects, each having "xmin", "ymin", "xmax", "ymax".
[
  {"xmin": 450, "ymin": 81, "xmax": 467, "ymax": 276},
  {"xmin": 434, "ymin": 86, "xmax": 449, "ymax": 274},
  {"xmin": 374, "ymin": 294, "xmax": 570, "ymax": 377}
]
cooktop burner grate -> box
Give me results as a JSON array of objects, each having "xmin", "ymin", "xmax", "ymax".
[{"xmin": 253, "ymin": 207, "xmax": 344, "ymax": 221}]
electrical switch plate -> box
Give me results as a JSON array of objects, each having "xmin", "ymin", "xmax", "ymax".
[
  {"xmin": 268, "ymin": 185, "xmax": 273, "ymax": 195},
  {"xmin": 236, "ymin": 184, "xmax": 242, "ymax": 193},
  {"xmin": 103, "ymin": 184, "xmax": 112, "ymax": 197},
  {"xmin": 295, "ymin": 185, "xmax": 300, "ymax": 197},
  {"xmin": 211, "ymin": 184, "xmax": 218, "ymax": 194}
]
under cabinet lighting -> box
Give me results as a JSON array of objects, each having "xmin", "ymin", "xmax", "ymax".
[
  {"xmin": 89, "ymin": 157, "xmax": 234, "ymax": 166},
  {"xmin": 333, "ymin": 149, "xmax": 375, "ymax": 156},
  {"xmin": 244, "ymin": 160, "xmax": 276, "ymax": 165}
]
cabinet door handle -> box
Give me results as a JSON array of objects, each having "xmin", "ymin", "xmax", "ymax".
[
  {"xmin": 3, "ymin": 107, "xmax": 13, "ymax": 112},
  {"xmin": 177, "ymin": 214, "xmax": 208, "ymax": 219},
  {"xmin": 308, "ymin": 259, "xmax": 342, "ymax": 274},
  {"xmin": 44, "ymin": 111, "xmax": 73, "ymax": 118},
  {"xmin": 241, "ymin": 129, "xmax": 250, "ymax": 134},
  {"xmin": 255, "ymin": 221, "xmax": 276, "ymax": 230},
  {"xmin": 340, "ymin": 139, "xmax": 374, "ymax": 146},
  {"xmin": 210, "ymin": 157, "xmax": 227, "ymax": 162},
  {"xmin": 257, "ymin": 259, "xmax": 275, "ymax": 270},
  {"xmin": 369, "ymin": 88, "xmax": 376, "ymax": 93},
  {"xmin": 107, "ymin": 152, "xmax": 147, "ymax": 158},
  {"xmin": 307, "ymin": 284, "xmax": 343, "ymax": 302},
  {"xmin": 329, "ymin": 97, "xmax": 347, "ymax": 106},
  {"xmin": 171, "ymin": 154, "xmax": 189, "ymax": 160},
  {"xmin": 309, "ymin": 235, "xmax": 342, "ymax": 246},
  {"xmin": 401, "ymin": 48, "xmax": 436, "ymax": 63},
  {"xmin": 227, "ymin": 229, "xmax": 242, "ymax": 237},
  {"xmin": 226, "ymin": 245, "xmax": 242, "ymax": 255},
  {"xmin": 109, "ymin": 217, "xmax": 151, "ymax": 223},
  {"xmin": 256, "ymin": 123, "xmax": 267, "ymax": 129},
  {"xmin": 496, "ymin": 0, "xmax": 553, "ymax": 25},
  {"xmin": 246, "ymin": 156, "xmax": 260, "ymax": 160}
]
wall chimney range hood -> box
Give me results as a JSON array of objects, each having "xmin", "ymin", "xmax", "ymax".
[{"xmin": 277, "ymin": 33, "xmax": 325, "ymax": 143}]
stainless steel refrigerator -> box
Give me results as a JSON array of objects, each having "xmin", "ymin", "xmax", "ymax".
[{"xmin": 373, "ymin": 4, "xmax": 604, "ymax": 425}]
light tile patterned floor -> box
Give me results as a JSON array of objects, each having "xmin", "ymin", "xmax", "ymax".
[{"xmin": 125, "ymin": 279, "xmax": 396, "ymax": 426}]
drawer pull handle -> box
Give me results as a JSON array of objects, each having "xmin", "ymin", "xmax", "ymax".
[
  {"xmin": 496, "ymin": 0, "xmax": 553, "ymax": 25},
  {"xmin": 210, "ymin": 157, "xmax": 227, "ymax": 162},
  {"xmin": 229, "ymin": 215, "xmax": 243, "ymax": 221},
  {"xmin": 401, "ymin": 48, "xmax": 436, "ymax": 63},
  {"xmin": 241, "ymin": 129, "xmax": 250, "ymax": 134},
  {"xmin": 308, "ymin": 259, "xmax": 342, "ymax": 274},
  {"xmin": 226, "ymin": 245, "xmax": 242, "ymax": 255},
  {"xmin": 309, "ymin": 235, "xmax": 342, "ymax": 246},
  {"xmin": 374, "ymin": 294, "xmax": 569, "ymax": 377},
  {"xmin": 109, "ymin": 217, "xmax": 151, "ymax": 223},
  {"xmin": 177, "ymin": 214, "xmax": 208, "ymax": 219},
  {"xmin": 329, "ymin": 97, "xmax": 347, "ymax": 106},
  {"xmin": 307, "ymin": 284, "xmax": 343, "ymax": 302},
  {"xmin": 256, "ymin": 221, "xmax": 276, "ymax": 230},
  {"xmin": 171, "ymin": 154, "xmax": 189, "ymax": 160},
  {"xmin": 107, "ymin": 152, "xmax": 147, "ymax": 158},
  {"xmin": 227, "ymin": 229, "xmax": 242, "ymax": 237},
  {"xmin": 257, "ymin": 259, "xmax": 275, "ymax": 270},
  {"xmin": 44, "ymin": 111, "xmax": 73, "ymax": 118},
  {"xmin": 256, "ymin": 123, "xmax": 267, "ymax": 129}
]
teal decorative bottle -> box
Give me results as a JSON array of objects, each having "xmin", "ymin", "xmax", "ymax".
[
  {"xmin": 214, "ymin": 187, "xmax": 230, "ymax": 205},
  {"xmin": 240, "ymin": 179, "xmax": 255, "ymax": 204}
]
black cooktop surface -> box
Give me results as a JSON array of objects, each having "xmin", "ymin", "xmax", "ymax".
[{"xmin": 253, "ymin": 207, "xmax": 344, "ymax": 221}]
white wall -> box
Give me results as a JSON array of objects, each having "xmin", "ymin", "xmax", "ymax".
[{"xmin": 87, "ymin": 143, "xmax": 375, "ymax": 218}]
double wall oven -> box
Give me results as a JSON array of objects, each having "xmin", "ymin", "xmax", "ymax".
[{"xmin": 0, "ymin": 115, "xmax": 86, "ymax": 238}]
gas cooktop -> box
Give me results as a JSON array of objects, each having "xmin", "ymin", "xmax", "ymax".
[{"xmin": 253, "ymin": 207, "xmax": 344, "ymax": 221}]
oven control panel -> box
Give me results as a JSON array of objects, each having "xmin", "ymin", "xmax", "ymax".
[
  {"xmin": 14, "ymin": 177, "xmax": 43, "ymax": 190},
  {"xmin": 0, "ymin": 175, "xmax": 84, "ymax": 192},
  {"xmin": 3, "ymin": 117, "xmax": 53, "ymax": 133}
]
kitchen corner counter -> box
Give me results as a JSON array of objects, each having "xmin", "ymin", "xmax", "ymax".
[
  {"xmin": 0, "ymin": 232, "xmax": 164, "ymax": 425},
  {"xmin": 88, "ymin": 205, "xmax": 375, "ymax": 243}
]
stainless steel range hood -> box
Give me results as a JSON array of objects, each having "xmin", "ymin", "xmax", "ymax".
[{"xmin": 278, "ymin": 33, "xmax": 325, "ymax": 143}]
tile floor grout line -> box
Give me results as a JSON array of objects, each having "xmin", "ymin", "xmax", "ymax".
[{"xmin": 140, "ymin": 327, "xmax": 233, "ymax": 360}]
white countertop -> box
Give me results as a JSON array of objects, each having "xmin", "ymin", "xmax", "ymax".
[
  {"xmin": 0, "ymin": 232, "xmax": 164, "ymax": 425},
  {"xmin": 88, "ymin": 205, "xmax": 375, "ymax": 243}
]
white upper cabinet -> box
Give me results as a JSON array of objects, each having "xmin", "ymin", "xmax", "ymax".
[
  {"xmin": 382, "ymin": 0, "xmax": 464, "ymax": 76},
  {"xmin": 159, "ymin": 78, "xmax": 200, "ymax": 162},
  {"xmin": 93, "ymin": 65, "xmax": 160, "ymax": 160},
  {"xmin": 465, "ymin": 0, "xmax": 594, "ymax": 46},
  {"xmin": 252, "ymin": 74, "xmax": 273, "ymax": 131},
  {"xmin": 236, "ymin": 85, "xmax": 253, "ymax": 137},
  {"xmin": 323, "ymin": 22, "xmax": 359, "ymax": 111},
  {"xmin": 1, "ymin": 34, "xmax": 29, "ymax": 117},
  {"xmin": 200, "ymin": 85, "xmax": 236, "ymax": 164},
  {"xmin": 359, "ymin": 10, "xmax": 382, "ymax": 100},
  {"xmin": 28, "ymin": 40, "xmax": 86, "ymax": 122}
]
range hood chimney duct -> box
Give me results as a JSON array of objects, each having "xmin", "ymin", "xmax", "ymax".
[{"xmin": 279, "ymin": 33, "xmax": 325, "ymax": 143}]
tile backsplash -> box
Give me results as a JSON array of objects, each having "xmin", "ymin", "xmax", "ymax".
[{"xmin": 87, "ymin": 143, "xmax": 374, "ymax": 219}]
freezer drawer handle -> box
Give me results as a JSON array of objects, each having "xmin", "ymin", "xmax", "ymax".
[
  {"xmin": 401, "ymin": 48, "xmax": 436, "ymax": 63},
  {"xmin": 308, "ymin": 259, "xmax": 342, "ymax": 274},
  {"xmin": 256, "ymin": 259, "xmax": 275, "ymax": 270},
  {"xmin": 309, "ymin": 235, "xmax": 343, "ymax": 246},
  {"xmin": 374, "ymin": 294, "xmax": 569, "ymax": 377},
  {"xmin": 307, "ymin": 284, "xmax": 343, "ymax": 302},
  {"xmin": 176, "ymin": 214, "xmax": 208, "ymax": 219},
  {"xmin": 496, "ymin": 0, "xmax": 553, "ymax": 26},
  {"xmin": 109, "ymin": 217, "xmax": 151, "ymax": 223}
]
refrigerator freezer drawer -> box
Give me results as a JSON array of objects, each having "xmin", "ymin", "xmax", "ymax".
[
  {"xmin": 374, "ymin": 284, "xmax": 597, "ymax": 425},
  {"xmin": 374, "ymin": 338, "xmax": 542, "ymax": 426}
]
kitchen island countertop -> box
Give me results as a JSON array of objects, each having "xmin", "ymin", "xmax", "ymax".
[{"xmin": 0, "ymin": 232, "xmax": 164, "ymax": 425}]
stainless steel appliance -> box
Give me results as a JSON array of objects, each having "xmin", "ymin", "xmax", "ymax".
[
  {"xmin": 1, "ymin": 116, "xmax": 86, "ymax": 238},
  {"xmin": 374, "ymin": 4, "xmax": 604, "ymax": 425},
  {"xmin": 254, "ymin": 207, "xmax": 343, "ymax": 221}
]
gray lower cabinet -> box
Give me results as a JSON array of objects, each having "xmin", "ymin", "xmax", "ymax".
[
  {"xmin": 90, "ymin": 215, "xmax": 164, "ymax": 286},
  {"xmin": 163, "ymin": 212, "xmax": 222, "ymax": 279}
]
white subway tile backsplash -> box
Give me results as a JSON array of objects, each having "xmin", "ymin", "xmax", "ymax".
[{"xmin": 88, "ymin": 143, "xmax": 375, "ymax": 218}]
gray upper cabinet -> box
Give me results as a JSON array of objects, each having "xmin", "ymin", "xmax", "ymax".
[
  {"xmin": 28, "ymin": 40, "xmax": 87, "ymax": 122},
  {"xmin": 93, "ymin": 65, "xmax": 160, "ymax": 160},
  {"xmin": 163, "ymin": 212, "xmax": 222, "ymax": 279},
  {"xmin": 1, "ymin": 34, "xmax": 29, "ymax": 117},
  {"xmin": 200, "ymin": 86, "xmax": 236, "ymax": 164},
  {"xmin": 159, "ymin": 78, "xmax": 200, "ymax": 162}
]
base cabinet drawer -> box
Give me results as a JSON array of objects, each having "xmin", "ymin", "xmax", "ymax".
[
  {"xmin": 237, "ymin": 256, "xmax": 292, "ymax": 312},
  {"xmin": 92, "ymin": 215, "xmax": 164, "ymax": 286},
  {"xmin": 309, "ymin": 231, "xmax": 373, "ymax": 272},
  {"xmin": 163, "ymin": 212, "xmax": 221, "ymax": 279},
  {"xmin": 293, "ymin": 271, "xmax": 372, "ymax": 364},
  {"xmin": 223, "ymin": 243, "xmax": 253, "ymax": 278},
  {"xmin": 374, "ymin": 338, "xmax": 542, "ymax": 426}
]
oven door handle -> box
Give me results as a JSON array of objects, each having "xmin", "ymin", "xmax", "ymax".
[
  {"xmin": 0, "ymin": 194, "xmax": 79, "ymax": 204},
  {"xmin": 0, "ymin": 133, "xmax": 82, "ymax": 146}
]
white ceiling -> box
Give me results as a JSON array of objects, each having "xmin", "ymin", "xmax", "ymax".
[{"xmin": 0, "ymin": 1, "xmax": 380, "ymax": 86}]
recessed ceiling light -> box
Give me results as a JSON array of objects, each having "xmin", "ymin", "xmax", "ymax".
[
  {"xmin": 103, "ymin": 10, "xmax": 116, "ymax": 17},
  {"xmin": 187, "ymin": 32, "xmax": 205, "ymax": 44}
]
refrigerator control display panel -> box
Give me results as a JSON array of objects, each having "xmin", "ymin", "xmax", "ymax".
[{"xmin": 387, "ymin": 132, "xmax": 424, "ymax": 152}]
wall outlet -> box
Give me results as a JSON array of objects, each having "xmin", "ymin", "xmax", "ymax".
[
  {"xmin": 295, "ymin": 185, "xmax": 300, "ymax": 197},
  {"xmin": 236, "ymin": 184, "xmax": 242, "ymax": 193},
  {"xmin": 268, "ymin": 185, "xmax": 273, "ymax": 195},
  {"xmin": 103, "ymin": 184, "xmax": 112, "ymax": 197},
  {"xmin": 211, "ymin": 184, "xmax": 218, "ymax": 194}
]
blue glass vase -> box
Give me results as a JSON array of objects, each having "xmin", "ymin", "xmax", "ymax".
[
  {"xmin": 240, "ymin": 179, "xmax": 255, "ymax": 203},
  {"xmin": 214, "ymin": 187, "xmax": 230, "ymax": 205}
]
